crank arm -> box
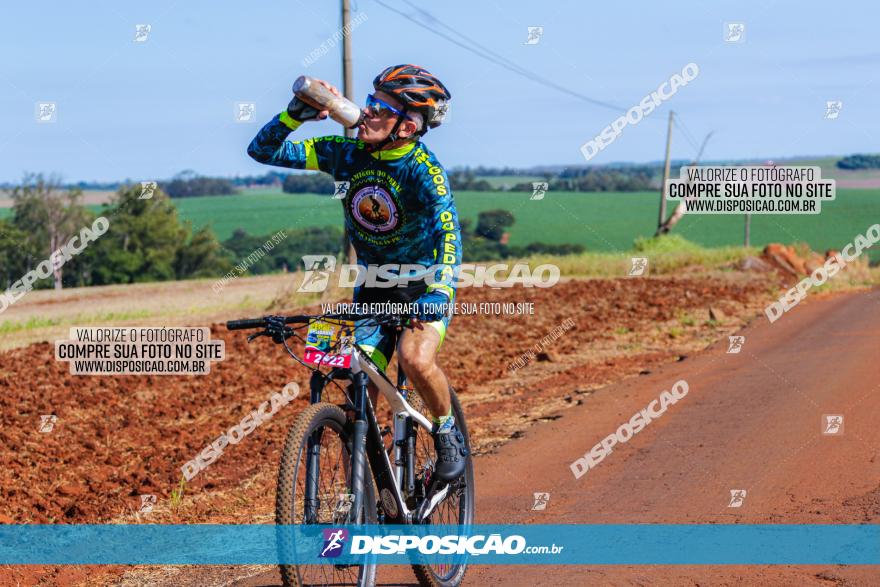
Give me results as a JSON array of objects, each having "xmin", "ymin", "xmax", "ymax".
[{"xmin": 415, "ymin": 479, "xmax": 450, "ymax": 523}]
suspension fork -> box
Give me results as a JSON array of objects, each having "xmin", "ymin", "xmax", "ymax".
[
  {"xmin": 348, "ymin": 371, "xmax": 370, "ymax": 523},
  {"xmin": 395, "ymin": 371, "xmax": 417, "ymax": 500},
  {"xmin": 304, "ymin": 371, "xmax": 324, "ymax": 524}
]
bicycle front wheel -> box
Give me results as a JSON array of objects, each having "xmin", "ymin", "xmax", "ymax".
[{"xmin": 276, "ymin": 402, "xmax": 377, "ymax": 587}]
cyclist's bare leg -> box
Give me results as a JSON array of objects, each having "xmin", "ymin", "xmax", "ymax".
[{"xmin": 397, "ymin": 325, "xmax": 450, "ymax": 418}]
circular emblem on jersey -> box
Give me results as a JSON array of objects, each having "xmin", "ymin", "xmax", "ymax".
[{"xmin": 351, "ymin": 186, "xmax": 399, "ymax": 233}]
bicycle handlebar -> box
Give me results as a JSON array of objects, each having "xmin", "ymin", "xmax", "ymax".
[
  {"xmin": 226, "ymin": 315, "xmax": 310, "ymax": 331},
  {"xmin": 225, "ymin": 312, "xmax": 410, "ymax": 332}
]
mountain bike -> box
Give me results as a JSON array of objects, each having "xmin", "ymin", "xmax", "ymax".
[{"xmin": 226, "ymin": 312, "xmax": 475, "ymax": 587}]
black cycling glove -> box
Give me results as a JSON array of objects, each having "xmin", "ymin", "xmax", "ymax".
[{"xmin": 286, "ymin": 96, "xmax": 323, "ymax": 122}]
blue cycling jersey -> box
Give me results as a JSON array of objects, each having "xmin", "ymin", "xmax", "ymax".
[{"xmin": 247, "ymin": 113, "xmax": 462, "ymax": 301}]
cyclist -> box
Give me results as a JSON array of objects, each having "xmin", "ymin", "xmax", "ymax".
[{"xmin": 247, "ymin": 64, "xmax": 467, "ymax": 481}]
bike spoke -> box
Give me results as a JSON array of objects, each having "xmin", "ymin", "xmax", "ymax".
[
  {"xmin": 292, "ymin": 423, "xmax": 362, "ymax": 586},
  {"xmin": 406, "ymin": 390, "xmax": 472, "ymax": 581}
]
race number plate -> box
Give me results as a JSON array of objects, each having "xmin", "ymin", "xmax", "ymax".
[{"xmin": 304, "ymin": 319, "xmax": 355, "ymax": 368}]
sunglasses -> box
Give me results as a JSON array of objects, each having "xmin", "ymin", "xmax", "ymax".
[{"xmin": 365, "ymin": 94, "xmax": 408, "ymax": 119}]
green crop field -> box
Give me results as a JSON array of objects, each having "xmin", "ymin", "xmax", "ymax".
[
  {"xmin": 169, "ymin": 188, "xmax": 880, "ymax": 262},
  {"xmin": 2, "ymin": 188, "xmax": 878, "ymax": 262}
]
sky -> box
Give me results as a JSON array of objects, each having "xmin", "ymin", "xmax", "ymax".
[{"xmin": 0, "ymin": 0, "xmax": 877, "ymax": 183}]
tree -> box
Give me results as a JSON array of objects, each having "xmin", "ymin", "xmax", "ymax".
[
  {"xmin": 161, "ymin": 174, "xmax": 237, "ymax": 198},
  {"xmin": 475, "ymin": 209, "xmax": 515, "ymax": 242},
  {"xmin": 89, "ymin": 185, "xmax": 188, "ymax": 284},
  {"xmin": 221, "ymin": 226, "xmax": 345, "ymax": 276},
  {"xmin": 0, "ymin": 219, "xmax": 40, "ymax": 290},
  {"xmin": 174, "ymin": 224, "xmax": 232, "ymax": 279},
  {"xmin": 87, "ymin": 185, "xmax": 231, "ymax": 284},
  {"xmin": 837, "ymin": 154, "xmax": 880, "ymax": 170},
  {"xmin": 10, "ymin": 174, "xmax": 89, "ymax": 290},
  {"xmin": 282, "ymin": 172, "xmax": 334, "ymax": 194}
]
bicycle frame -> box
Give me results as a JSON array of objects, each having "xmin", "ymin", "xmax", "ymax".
[{"xmin": 305, "ymin": 343, "xmax": 447, "ymax": 525}]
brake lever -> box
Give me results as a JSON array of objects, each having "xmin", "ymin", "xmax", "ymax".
[{"xmin": 247, "ymin": 331, "xmax": 268, "ymax": 343}]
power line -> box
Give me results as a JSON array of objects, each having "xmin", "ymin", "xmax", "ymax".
[
  {"xmin": 672, "ymin": 116, "xmax": 701, "ymax": 155},
  {"xmin": 400, "ymin": 0, "xmax": 535, "ymax": 79},
  {"xmin": 373, "ymin": 0, "xmax": 630, "ymax": 113},
  {"xmin": 673, "ymin": 113, "xmax": 701, "ymax": 150}
]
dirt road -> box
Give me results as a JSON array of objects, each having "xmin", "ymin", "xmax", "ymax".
[{"xmin": 234, "ymin": 289, "xmax": 880, "ymax": 586}]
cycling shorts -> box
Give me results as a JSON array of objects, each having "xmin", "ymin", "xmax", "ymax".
[{"xmin": 352, "ymin": 284, "xmax": 452, "ymax": 371}]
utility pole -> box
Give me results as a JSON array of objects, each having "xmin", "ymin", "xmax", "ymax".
[
  {"xmin": 341, "ymin": 0, "xmax": 357, "ymax": 264},
  {"xmin": 655, "ymin": 130, "xmax": 714, "ymax": 236},
  {"xmin": 658, "ymin": 110, "xmax": 674, "ymax": 230},
  {"xmin": 341, "ymin": 0, "xmax": 355, "ymax": 140}
]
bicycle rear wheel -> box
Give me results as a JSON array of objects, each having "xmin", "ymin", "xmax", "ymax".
[
  {"xmin": 409, "ymin": 388, "xmax": 475, "ymax": 587},
  {"xmin": 276, "ymin": 402, "xmax": 377, "ymax": 587}
]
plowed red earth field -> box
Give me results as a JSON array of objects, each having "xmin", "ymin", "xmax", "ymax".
[{"xmin": 0, "ymin": 274, "xmax": 819, "ymax": 586}]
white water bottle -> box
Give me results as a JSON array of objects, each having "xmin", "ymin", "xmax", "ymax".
[{"xmin": 292, "ymin": 76, "xmax": 363, "ymax": 128}]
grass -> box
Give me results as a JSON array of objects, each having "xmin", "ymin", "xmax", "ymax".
[
  {"xmin": 518, "ymin": 234, "xmax": 760, "ymax": 278},
  {"xmin": 0, "ymin": 315, "xmax": 64, "ymax": 334},
  {"xmin": 2, "ymin": 241, "xmax": 876, "ymax": 352},
  {"xmin": 0, "ymin": 308, "xmax": 154, "ymax": 335},
  {"xmin": 170, "ymin": 478, "xmax": 186, "ymax": 511},
  {"xmin": 0, "ymin": 273, "xmax": 295, "ymax": 350}
]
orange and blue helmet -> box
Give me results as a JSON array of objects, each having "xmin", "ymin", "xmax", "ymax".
[{"xmin": 373, "ymin": 64, "xmax": 451, "ymax": 131}]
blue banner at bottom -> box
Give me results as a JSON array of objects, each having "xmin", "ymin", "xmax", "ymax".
[{"xmin": 0, "ymin": 524, "xmax": 877, "ymax": 565}]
